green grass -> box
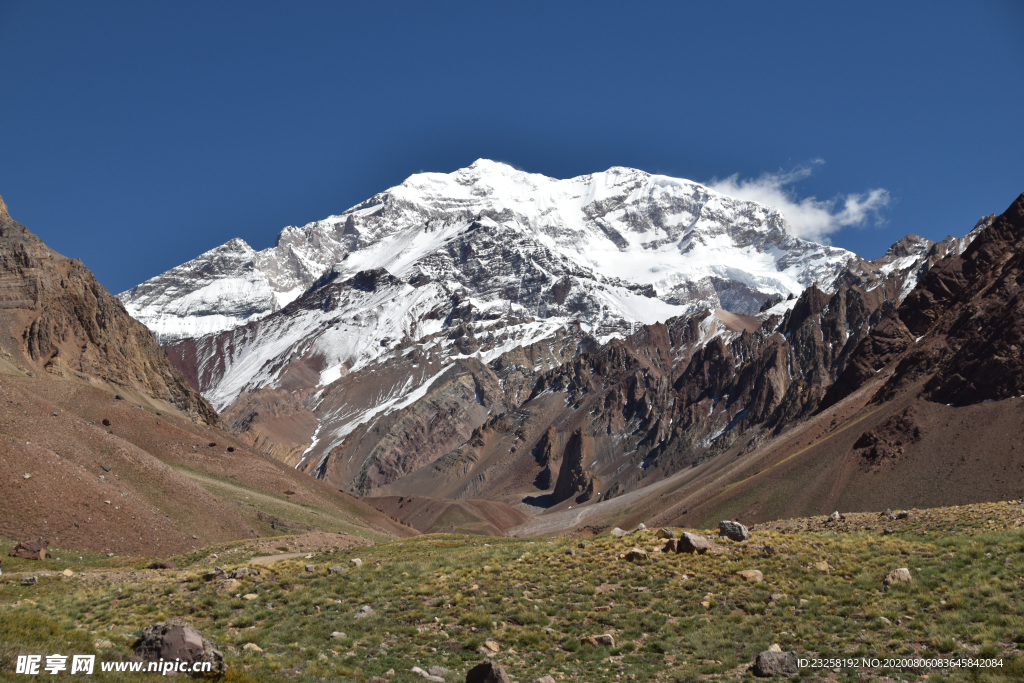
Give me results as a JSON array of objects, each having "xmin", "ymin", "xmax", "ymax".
[{"xmin": 1, "ymin": 521, "xmax": 1023, "ymax": 682}]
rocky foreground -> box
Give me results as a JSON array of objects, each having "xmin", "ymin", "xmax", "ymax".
[{"xmin": 2, "ymin": 500, "xmax": 1023, "ymax": 682}]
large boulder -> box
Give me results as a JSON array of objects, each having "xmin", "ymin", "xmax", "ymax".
[
  {"xmin": 10, "ymin": 538, "xmax": 50, "ymax": 560},
  {"xmin": 752, "ymin": 650, "xmax": 799, "ymax": 677},
  {"xmin": 134, "ymin": 620, "xmax": 225, "ymax": 674},
  {"xmin": 718, "ymin": 520, "xmax": 750, "ymax": 541},
  {"xmin": 677, "ymin": 532, "xmax": 715, "ymax": 554},
  {"xmin": 466, "ymin": 661, "xmax": 511, "ymax": 683}
]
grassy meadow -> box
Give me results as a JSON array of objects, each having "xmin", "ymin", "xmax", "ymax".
[{"xmin": 1, "ymin": 503, "xmax": 1023, "ymax": 682}]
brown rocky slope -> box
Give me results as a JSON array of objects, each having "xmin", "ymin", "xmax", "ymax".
[{"xmin": 0, "ymin": 195, "xmax": 413, "ymax": 555}]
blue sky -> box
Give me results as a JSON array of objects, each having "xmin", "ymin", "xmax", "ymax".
[{"xmin": 1, "ymin": 1, "xmax": 1021, "ymax": 294}]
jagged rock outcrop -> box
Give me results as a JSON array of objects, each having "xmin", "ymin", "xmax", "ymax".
[
  {"xmin": 0, "ymin": 195, "xmax": 216, "ymax": 424},
  {"xmin": 825, "ymin": 193, "xmax": 1024, "ymax": 409},
  {"xmin": 552, "ymin": 430, "xmax": 596, "ymax": 503}
]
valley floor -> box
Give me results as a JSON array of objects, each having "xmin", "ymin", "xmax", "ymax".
[{"xmin": 2, "ymin": 501, "xmax": 1023, "ymax": 682}]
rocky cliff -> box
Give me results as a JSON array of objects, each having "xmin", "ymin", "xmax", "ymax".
[{"xmin": 0, "ymin": 195, "xmax": 217, "ymax": 424}]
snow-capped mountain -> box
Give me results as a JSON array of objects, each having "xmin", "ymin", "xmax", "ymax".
[
  {"xmin": 119, "ymin": 160, "xmax": 972, "ymax": 494},
  {"xmin": 120, "ymin": 160, "xmax": 865, "ymax": 345}
]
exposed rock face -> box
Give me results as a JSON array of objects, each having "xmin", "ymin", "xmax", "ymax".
[
  {"xmin": 826, "ymin": 194, "xmax": 1024, "ymax": 409},
  {"xmin": 0, "ymin": 195, "xmax": 216, "ymax": 424},
  {"xmin": 552, "ymin": 430, "xmax": 595, "ymax": 504},
  {"xmin": 134, "ymin": 620, "xmax": 225, "ymax": 673}
]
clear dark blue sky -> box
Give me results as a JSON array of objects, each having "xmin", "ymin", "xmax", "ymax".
[{"xmin": 1, "ymin": 1, "xmax": 1021, "ymax": 294}]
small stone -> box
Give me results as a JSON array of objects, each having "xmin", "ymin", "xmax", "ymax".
[
  {"xmin": 242, "ymin": 643, "xmax": 263, "ymax": 652},
  {"xmin": 610, "ymin": 527, "xmax": 627, "ymax": 537},
  {"xmin": 564, "ymin": 548, "xmax": 575, "ymax": 556},
  {"xmin": 466, "ymin": 661, "xmax": 511, "ymax": 683},
  {"xmin": 22, "ymin": 576, "xmax": 38, "ymax": 586},
  {"xmin": 537, "ymin": 677, "xmax": 556, "ymax": 683},
  {"xmin": 625, "ymin": 547, "xmax": 649, "ymax": 562},
  {"xmin": 385, "ymin": 670, "xmax": 395, "ymax": 678},
  {"xmin": 482, "ymin": 639, "xmax": 501, "ymax": 652},
  {"xmin": 737, "ymin": 569, "xmax": 763, "ymax": 583},
  {"xmin": 655, "ymin": 528, "xmax": 674, "ymax": 539},
  {"xmin": 242, "ymin": 593, "xmax": 258, "ymax": 600},
  {"xmin": 94, "ymin": 639, "xmax": 114, "ymax": 649},
  {"xmin": 328, "ymin": 565, "xmax": 346, "ymax": 575},
  {"xmin": 814, "ymin": 561, "xmax": 831, "ymax": 573},
  {"xmin": 219, "ymin": 579, "xmax": 242, "ymax": 593},
  {"xmin": 828, "ymin": 511, "xmax": 841, "ymax": 523},
  {"xmin": 330, "ymin": 631, "xmax": 346, "ymax": 639},
  {"xmin": 677, "ymin": 532, "xmax": 715, "ymax": 554},
  {"xmin": 305, "ymin": 564, "xmax": 316, "ymax": 572},
  {"xmin": 580, "ymin": 633, "xmax": 615, "ymax": 647},
  {"xmin": 354, "ymin": 605, "xmax": 374, "ymax": 619},
  {"xmin": 428, "ymin": 666, "xmax": 449, "ymax": 677},
  {"xmin": 884, "ymin": 568, "xmax": 912, "ymax": 585},
  {"xmin": 102, "ymin": 418, "xmax": 111, "ymax": 426},
  {"xmin": 351, "ymin": 558, "xmax": 363, "ymax": 567},
  {"xmin": 878, "ymin": 616, "xmax": 892, "ymax": 625},
  {"xmin": 635, "ymin": 523, "xmax": 646, "ymax": 531},
  {"xmin": 770, "ymin": 593, "xmax": 785, "ymax": 601},
  {"xmin": 896, "ymin": 511, "xmax": 910, "ymax": 520},
  {"xmin": 753, "ymin": 650, "xmax": 799, "ymax": 677},
  {"xmin": 106, "ymin": 552, "xmax": 114, "ymax": 557},
  {"xmin": 768, "ymin": 643, "xmax": 782, "ymax": 652},
  {"xmin": 577, "ymin": 542, "xmax": 589, "ymax": 549},
  {"xmin": 21, "ymin": 473, "xmax": 30, "ymax": 480},
  {"xmin": 718, "ymin": 520, "xmax": 750, "ymax": 541},
  {"xmin": 62, "ymin": 568, "xmax": 73, "ymax": 577},
  {"xmin": 662, "ymin": 538, "xmax": 678, "ymax": 553},
  {"xmin": 203, "ymin": 568, "xmax": 226, "ymax": 581},
  {"xmin": 101, "ymin": 464, "xmax": 112, "ymax": 472}
]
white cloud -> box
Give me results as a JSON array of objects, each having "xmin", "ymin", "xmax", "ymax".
[{"xmin": 707, "ymin": 164, "xmax": 890, "ymax": 243}]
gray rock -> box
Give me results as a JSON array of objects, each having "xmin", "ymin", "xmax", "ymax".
[
  {"xmin": 537, "ymin": 677, "xmax": 557, "ymax": 683},
  {"xmin": 228, "ymin": 567, "xmax": 258, "ymax": 579},
  {"xmin": 328, "ymin": 565, "xmax": 346, "ymax": 575},
  {"xmin": 21, "ymin": 576, "xmax": 38, "ymax": 586},
  {"xmin": 564, "ymin": 548, "xmax": 575, "ymax": 556},
  {"xmin": 677, "ymin": 532, "xmax": 715, "ymax": 554},
  {"xmin": 135, "ymin": 620, "xmax": 225, "ymax": 674},
  {"xmin": 828, "ymin": 511, "xmax": 840, "ymax": 523},
  {"xmin": 718, "ymin": 520, "xmax": 750, "ymax": 541},
  {"xmin": 203, "ymin": 568, "xmax": 226, "ymax": 581},
  {"xmin": 428, "ymin": 666, "xmax": 449, "ymax": 677},
  {"xmin": 655, "ymin": 528, "xmax": 675, "ymax": 539},
  {"xmin": 354, "ymin": 605, "xmax": 375, "ymax": 619},
  {"xmin": 330, "ymin": 631, "xmax": 346, "ymax": 639},
  {"xmin": 610, "ymin": 527, "xmax": 627, "ymax": 538},
  {"xmin": 752, "ymin": 650, "xmax": 799, "ymax": 677},
  {"xmin": 896, "ymin": 511, "xmax": 910, "ymax": 520},
  {"xmin": 305, "ymin": 564, "xmax": 316, "ymax": 573},
  {"xmin": 101, "ymin": 464, "xmax": 111, "ymax": 472},
  {"xmin": 466, "ymin": 661, "xmax": 511, "ymax": 683}
]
